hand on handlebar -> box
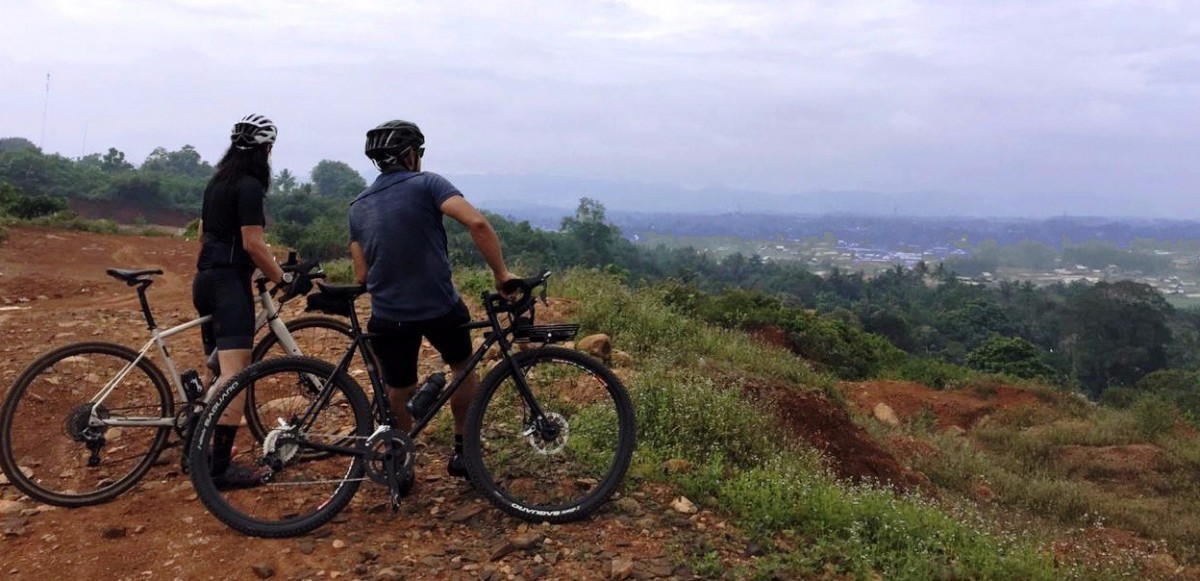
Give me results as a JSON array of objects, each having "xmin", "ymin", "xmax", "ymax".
[
  {"xmin": 278, "ymin": 259, "xmax": 320, "ymax": 302},
  {"xmin": 495, "ymin": 270, "xmax": 521, "ymax": 300}
]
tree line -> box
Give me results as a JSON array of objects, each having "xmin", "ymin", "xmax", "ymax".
[{"xmin": 2, "ymin": 137, "xmax": 1198, "ymax": 414}]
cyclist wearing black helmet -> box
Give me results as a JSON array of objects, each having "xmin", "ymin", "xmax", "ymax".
[
  {"xmin": 193, "ymin": 114, "xmax": 310, "ymax": 489},
  {"xmin": 348, "ymin": 120, "xmax": 518, "ymax": 481}
]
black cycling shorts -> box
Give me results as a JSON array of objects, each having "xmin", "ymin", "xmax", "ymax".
[
  {"xmin": 193, "ymin": 267, "xmax": 255, "ymax": 352},
  {"xmin": 368, "ymin": 301, "xmax": 472, "ymax": 388}
]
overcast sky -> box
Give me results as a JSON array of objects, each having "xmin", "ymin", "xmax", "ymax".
[{"xmin": 1, "ymin": 0, "xmax": 1198, "ymax": 214}]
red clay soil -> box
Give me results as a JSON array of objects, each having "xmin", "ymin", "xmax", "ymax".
[
  {"xmin": 843, "ymin": 380, "xmax": 1048, "ymax": 430},
  {"xmin": 743, "ymin": 381, "xmax": 931, "ymax": 492}
]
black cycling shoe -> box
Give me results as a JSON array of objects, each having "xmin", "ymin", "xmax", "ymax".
[
  {"xmin": 447, "ymin": 453, "xmax": 469, "ymax": 479},
  {"xmin": 213, "ymin": 462, "xmax": 272, "ymax": 490},
  {"xmin": 399, "ymin": 466, "xmax": 416, "ymax": 497}
]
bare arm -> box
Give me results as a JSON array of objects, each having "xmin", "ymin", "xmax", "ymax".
[
  {"xmin": 440, "ymin": 196, "xmax": 517, "ymax": 290},
  {"xmin": 195, "ymin": 220, "xmax": 204, "ymax": 261},
  {"xmin": 350, "ymin": 241, "xmax": 368, "ymax": 285},
  {"xmin": 241, "ymin": 225, "xmax": 285, "ymax": 284}
]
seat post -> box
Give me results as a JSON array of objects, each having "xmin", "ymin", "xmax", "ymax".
[{"xmin": 136, "ymin": 280, "xmax": 158, "ymax": 330}]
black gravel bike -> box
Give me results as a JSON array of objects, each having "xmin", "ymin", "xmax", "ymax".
[{"xmin": 187, "ymin": 272, "xmax": 636, "ymax": 538}]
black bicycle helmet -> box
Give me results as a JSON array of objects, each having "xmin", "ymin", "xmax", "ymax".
[
  {"xmin": 231, "ymin": 114, "xmax": 277, "ymax": 150},
  {"xmin": 365, "ymin": 120, "xmax": 424, "ymax": 165}
]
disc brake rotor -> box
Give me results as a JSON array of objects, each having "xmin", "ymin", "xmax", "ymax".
[{"xmin": 524, "ymin": 412, "xmax": 570, "ymax": 455}]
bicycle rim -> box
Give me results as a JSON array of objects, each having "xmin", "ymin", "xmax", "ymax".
[
  {"xmin": 0, "ymin": 342, "xmax": 172, "ymax": 507},
  {"xmin": 190, "ymin": 356, "xmax": 370, "ymax": 538},
  {"xmin": 466, "ymin": 346, "xmax": 636, "ymax": 523}
]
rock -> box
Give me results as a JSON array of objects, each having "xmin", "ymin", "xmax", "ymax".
[
  {"xmin": 511, "ymin": 532, "xmax": 544, "ymax": 550},
  {"xmin": 609, "ymin": 556, "xmax": 635, "ymax": 580},
  {"xmin": 101, "ymin": 526, "xmax": 127, "ymax": 539},
  {"xmin": 297, "ymin": 539, "xmax": 316, "ymax": 555},
  {"xmin": 0, "ymin": 500, "xmax": 22, "ymax": 515},
  {"xmin": 942, "ymin": 425, "xmax": 966, "ymax": 437},
  {"xmin": 447, "ymin": 504, "xmax": 486, "ymax": 523},
  {"xmin": 576, "ymin": 334, "xmax": 612, "ymax": 361},
  {"xmin": 873, "ymin": 403, "xmax": 900, "ymax": 427},
  {"xmin": 610, "ymin": 350, "xmax": 633, "ymax": 368},
  {"xmin": 250, "ymin": 563, "xmax": 276, "ymax": 579},
  {"xmin": 614, "ymin": 497, "xmax": 642, "ymax": 515},
  {"xmin": 331, "ymin": 539, "xmax": 347, "ymax": 549},
  {"xmin": 670, "ymin": 496, "xmax": 698, "ymax": 514},
  {"xmin": 490, "ymin": 542, "xmax": 516, "ymax": 562},
  {"xmin": 2, "ymin": 518, "xmax": 28, "ymax": 537},
  {"xmin": 376, "ymin": 567, "xmax": 404, "ymax": 581},
  {"xmin": 661, "ymin": 458, "xmax": 692, "ymax": 474}
]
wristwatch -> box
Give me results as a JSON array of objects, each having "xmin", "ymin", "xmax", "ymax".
[{"xmin": 280, "ymin": 272, "xmax": 295, "ymax": 285}]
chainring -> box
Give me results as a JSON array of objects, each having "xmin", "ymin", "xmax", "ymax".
[{"xmin": 362, "ymin": 428, "xmax": 415, "ymax": 485}]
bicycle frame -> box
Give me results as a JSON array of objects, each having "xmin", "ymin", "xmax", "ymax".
[
  {"xmin": 290, "ymin": 288, "xmax": 549, "ymax": 458},
  {"xmin": 88, "ymin": 277, "xmax": 306, "ymax": 429}
]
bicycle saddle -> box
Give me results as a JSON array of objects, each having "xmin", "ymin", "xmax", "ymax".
[
  {"xmin": 313, "ymin": 282, "xmax": 365, "ymax": 299},
  {"xmin": 106, "ymin": 268, "xmax": 164, "ymax": 285}
]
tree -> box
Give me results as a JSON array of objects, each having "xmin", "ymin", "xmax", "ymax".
[
  {"xmin": 1064, "ymin": 281, "xmax": 1174, "ymax": 397},
  {"xmin": 310, "ymin": 160, "xmax": 365, "ymax": 199},
  {"xmin": 271, "ymin": 169, "xmax": 299, "ymax": 196},
  {"xmin": 0, "ymin": 137, "xmax": 37, "ymax": 153},
  {"xmin": 141, "ymin": 145, "xmax": 213, "ymax": 179},
  {"xmin": 560, "ymin": 197, "xmax": 620, "ymax": 268},
  {"xmin": 965, "ymin": 336, "xmax": 1058, "ymax": 381},
  {"xmin": 101, "ymin": 148, "xmax": 135, "ymax": 173}
]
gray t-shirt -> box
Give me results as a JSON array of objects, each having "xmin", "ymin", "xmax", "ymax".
[{"xmin": 348, "ymin": 170, "xmax": 463, "ymax": 321}]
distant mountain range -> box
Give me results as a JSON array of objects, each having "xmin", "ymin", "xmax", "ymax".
[{"xmin": 448, "ymin": 173, "xmax": 1195, "ymax": 220}]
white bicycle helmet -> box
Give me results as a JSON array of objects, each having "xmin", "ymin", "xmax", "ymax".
[{"xmin": 231, "ymin": 114, "xmax": 277, "ymax": 150}]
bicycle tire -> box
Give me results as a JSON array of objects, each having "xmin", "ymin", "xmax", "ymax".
[
  {"xmin": 189, "ymin": 356, "xmax": 371, "ymax": 538},
  {"xmin": 245, "ymin": 316, "xmax": 356, "ymax": 442},
  {"xmin": 464, "ymin": 346, "xmax": 636, "ymax": 523},
  {"xmin": 0, "ymin": 341, "xmax": 173, "ymax": 507}
]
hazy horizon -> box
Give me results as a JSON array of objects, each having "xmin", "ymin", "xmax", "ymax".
[{"xmin": 3, "ymin": 1, "xmax": 1198, "ymax": 218}]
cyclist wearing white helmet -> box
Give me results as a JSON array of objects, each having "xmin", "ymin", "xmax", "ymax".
[
  {"xmin": 348, "ymin": 120, "xmax": 518, "ymax": 483},
  {"xmin": 193, "ymin": 114, "xmax": 309, "ymax": 489}
]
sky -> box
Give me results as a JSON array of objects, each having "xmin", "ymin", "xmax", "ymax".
[{"xmin": 1, "ymin": 0, "xmax": 1198, "ymax": 216}]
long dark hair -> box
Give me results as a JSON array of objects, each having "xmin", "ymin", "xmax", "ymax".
[{"xmin": 209, "ymin": 144, "xmax": 271, "ymax": 191}]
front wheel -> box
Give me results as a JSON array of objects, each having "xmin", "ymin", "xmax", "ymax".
[
  {"xmin": 0, "ymin": 342, "xmax": 173, "ymax": 507},
  {"xmin": 189, "ymin": 356, "xmax": 371, "ymax": 538},
  {"xmin": 465, "ymin": 346, "xmax": 636, "ymax": 523}
]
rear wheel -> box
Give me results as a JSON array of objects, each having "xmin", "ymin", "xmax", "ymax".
[
  {"xmin": 246, "ymin": 316, "xmax": 357, "ymax": 441},
  {"xmin": 189, "ymin": 356, "xmax": 371, "ymax": 538},
  {"xmin": 0, "ymin": 342, "xmax": 172, "ymax": 507},
  {"xmin": 465, "ymin": 346, "xmax": 635, "ymax": 523}
]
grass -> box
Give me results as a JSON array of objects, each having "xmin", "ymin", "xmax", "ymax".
[
  {"xmin": 903, "ymin": 400, "xmax": 1200, "ymax": 564},
  {"xmin": 549, "ymin": 269, "xmax": 1068, "ymax": 578}
]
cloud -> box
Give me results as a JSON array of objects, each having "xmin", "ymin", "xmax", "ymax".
[{"xmin": 1, "ymin": 0, "xmax": 1199, "ymax": 211}]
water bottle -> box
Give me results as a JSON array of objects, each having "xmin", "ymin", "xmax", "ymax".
[
  {"xmin": 181, "ymin": 369, "xmax": 204, "ymax": 402},
  {"xmin": 406, "ymin": 372, "xmax": 447, "ymax": 420}
]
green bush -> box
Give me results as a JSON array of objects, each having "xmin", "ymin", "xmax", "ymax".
[
  {"xmin": 965, "ymin": 335, "xmax": 1059, "ymax": 381},
  {"xmin": 889, "ymin": 357, "xmax": 974, "ymax": 390},
  {"xmin": 1130, "ymin": 395, "xmax": 1179, "ymax": 440},
  {"xmin": 1099, "ymin": 386, "xmax": 1142, "ymax": 409}
]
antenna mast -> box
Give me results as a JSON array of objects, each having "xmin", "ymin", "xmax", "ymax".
[{"xmin": 39, "ymin": 73, "xmax": 50, "ymax": 149}]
